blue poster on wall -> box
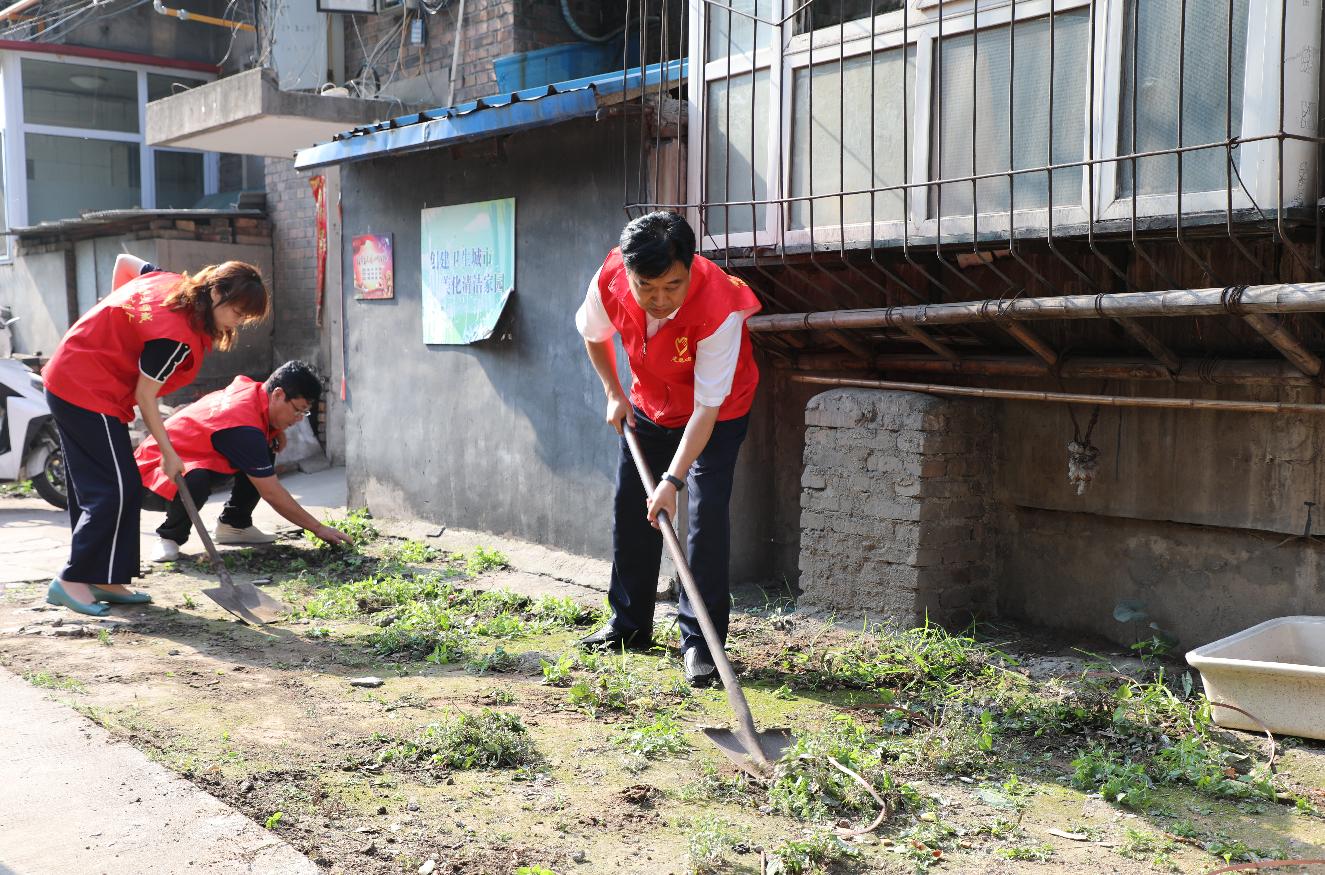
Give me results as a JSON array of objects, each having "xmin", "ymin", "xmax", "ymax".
[{"xmin": 420, "ymin": 197, "xmax": 515, "ymax": 344}]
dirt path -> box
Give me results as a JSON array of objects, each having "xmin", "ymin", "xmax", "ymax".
[{"xmin": 3, "ymin": 521, "xmax": 1323, "ymax": 875}]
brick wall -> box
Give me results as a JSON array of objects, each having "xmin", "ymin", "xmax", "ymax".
[
  {"xmin": 798, "ymin": 389, "xmax": 994, "ymax": 626},
  {"xmin": 265, "ymin": 157, "xmax": 321, "ymax": 369},
  {"xmin": 342, "ymin": 0, "xmax": 609, "ymax": 105}
]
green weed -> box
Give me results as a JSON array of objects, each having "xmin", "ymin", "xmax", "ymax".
[
  {"xmin": 1071, "ymin": 746, "xmax": 1155, "ymax": 811},
  {"xmin": 97, "ymin": 628, "xmax": 113, "ymax": 646},
  {"xmin": 389, "ymin": 539, "xmax": 438, "ymax": 563},
  {"xmin": 1153, "ymin": 736, "xmax": 1277, "ymax": 802},
  {"xmin": 22, "ymin": 671, "xmax": 85, "ymax": 693},
  {"xmin": 684, "ymin": 814, "xmax": 738, "ymax": 874},
  {"xmin": 264, "ymin": 811, "xmax": 283, "ymax": 830},
  {"xmin": 613, "ymin": 712, "xmax": 691, "ymax": 761},
  {"xmin": 305, "ymin": 507, "xmax": 378, "ymax": 547},
  {"xmin": 768, "ymin": 830, "xmax": 858, "ymax": 874},
  {"xmin": 996, "ymin": 843, "xmax": 1054, "ymax": 862},
  {"xmin": 376, "ymin": 709, "xmax": 537, "ymax": 771},
  {"xmin": 540, "ymin": 652, "xmax": 577, "ymax": 686},
  {"xmin": 465, "ymin": 646, "xmax": 520, "ymax": 675},
  {"xmin": 566, "ymin": 655, "xmax": 688, "ymax": 716},
  {"xmin": 463, "ymin": 546, "xmax": 508, "ymax": 575},
  {"xmin": 768, "ymin": 714, "xmax": 917, "ymax": 821}
]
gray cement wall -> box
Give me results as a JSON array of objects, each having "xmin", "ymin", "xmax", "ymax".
[
  {"xmin": 991, "ymin": 390, "xmax": 1325, "ymax": 650},
  {"xmin": 339, "ymin": 117, "xmax": 772, "ymax": 581},
  {"xmin": 0, "ymin": 251, "xmax": 72, "ymax": 356}
]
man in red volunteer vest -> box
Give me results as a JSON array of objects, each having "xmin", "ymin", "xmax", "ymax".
[
  {"xmin": 576, "ymin": 211, "xmax": 761, "ymax": 686},
  {"xmin": 135, "ymin": 360, "xmax": 350, "ymax": 560}
]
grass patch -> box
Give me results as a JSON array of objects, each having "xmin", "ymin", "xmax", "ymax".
[{"xmin": 23, "ymin": 671, "xmax": 85, "ymax": 693}]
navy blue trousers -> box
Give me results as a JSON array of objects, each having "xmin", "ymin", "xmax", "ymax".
[
  {"xmin": 47, "ymin": 390, "xmax": 141, "ymax": 585},
  {"xmin": 142, "ymin": 464, "xmax": 265, "ymax": 546},
  {"xmin": 608, "ymin": 408, "xmax": 749, "ymax": 657}
]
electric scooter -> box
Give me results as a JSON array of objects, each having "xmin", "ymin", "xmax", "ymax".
[{"xmin": 0, "ymin": 356, "xmax": 65, "ymax": 509}]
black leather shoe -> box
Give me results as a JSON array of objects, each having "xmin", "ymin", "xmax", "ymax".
[
  {"xmin": 577, "ymin": 625, "xmax": 652, "ymax": 652},
  {"xmin": 683, "ymin": 648, "xmax": 718, "ymax": 687}
]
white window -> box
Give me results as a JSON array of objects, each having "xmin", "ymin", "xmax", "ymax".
[
  {"xmin": 691, "ymin": 0, "xmax": 1317, "ymax": 251},
  {"xmin": 698, "ymin": 0, "xmax": 775, "ymax": 241},
  {"xmin": 1116, "ymin": 0, "xmax": 1250, "ymax": 199},
  {"xmin": 0, "ymin": 52, "xmax": 218, "ymax": 232},
  {"xmin": 929, "ymin": 9, "xmax": 1089, "ymax": 219}
]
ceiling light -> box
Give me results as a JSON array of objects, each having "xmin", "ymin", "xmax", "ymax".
[{"xmin": 69, "ymin": 73, "xmax": 107, "ymax": 91}]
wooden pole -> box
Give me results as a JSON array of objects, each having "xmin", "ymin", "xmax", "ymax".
[
  {"xmin": 789, "ymin": 353, "xmax": 1321, "ymax": 386},
  {"xmin": 791, "ymin": 373, "xmax": 1325, "ymax": 415},
  {"xmin": 748, "ymin": 282, "xmax": 1325, "ymax": 333}
]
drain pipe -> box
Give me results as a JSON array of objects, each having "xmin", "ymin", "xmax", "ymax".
[
  {"xmin": 791, "ymin": 373, "xmax": 1325, "ymax": 416},
  {"xmin": 446, "ymin": 0, "xmax": 465, "ymax": 106},
  {"xmin": 0, "ymin": 0, "xmax": 38, "ymax": 21},
  {"xmin": 153, "ymin": 0, "xmax": 254, "ymax": 31}
]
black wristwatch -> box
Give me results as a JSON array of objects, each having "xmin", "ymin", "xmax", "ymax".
[{"xmin": 662, "ymin": 473, "xmax": 686, "ymax": 491}]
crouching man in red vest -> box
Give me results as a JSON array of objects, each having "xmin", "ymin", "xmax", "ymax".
[
  {"xmin": 576, "ymin": 211, "xmax": 761, "ymax": 687},
  {"xmin": 134, "ymin": 360, "xmax": 351, "ymax": 561}
]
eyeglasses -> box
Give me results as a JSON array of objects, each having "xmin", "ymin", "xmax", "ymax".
[{"xmin": 292, "ymin": 405, "xmax": 312, "ymax": 418}]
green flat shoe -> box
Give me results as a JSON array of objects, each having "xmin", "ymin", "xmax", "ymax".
[
  {"xmin": 88, "ymin": 585, "xmax": 152, "ymax": 605},
  {"xmin": 46, "ymin": 579, "xmax": 111, "ymax": 617}
]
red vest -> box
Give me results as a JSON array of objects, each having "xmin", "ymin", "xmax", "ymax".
[
  {"xmin": 136, "ymin": 375, "xmax": 275, "ymax": 500},
  {"xmin": 598, "ymin": 250, "xmax": 761, "ymax": 428},
  {"xmin": 44, "ymin": 272, "xmax": 212, "ymax": 422}
]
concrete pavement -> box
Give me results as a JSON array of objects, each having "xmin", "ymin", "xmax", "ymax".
[
  {"xmin": 0, "ymin": 468, "xmax": 344, "ymax": 874},
  {"xmin": 0, "ymin": 467, "xmax": 348, "ymax": 585},
  {"xmin": 0, "ymin": 664, "xmax": 319, "ymax": 875}
]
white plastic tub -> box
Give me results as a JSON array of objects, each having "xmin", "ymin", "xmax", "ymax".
[{"xmin": 1185, "ymin": 616, "xmax": 1325, "ymax": 742}]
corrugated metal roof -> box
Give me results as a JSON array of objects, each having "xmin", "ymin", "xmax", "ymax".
[
  {"xmin": 9, "ymin": 206, "xmax": 266, "ymax": 239},
  {"xmin": 294, "ymin": 59, "xmax": 686, "ymax": 172}
]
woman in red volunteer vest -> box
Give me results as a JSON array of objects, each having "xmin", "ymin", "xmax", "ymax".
[
  {"xmin": 575, "ymin": 211, "xmax": 761, "ymax": 687},
  {"xmin": 42, "ymin": 256, "xmax": 269, "ymax": 616}
]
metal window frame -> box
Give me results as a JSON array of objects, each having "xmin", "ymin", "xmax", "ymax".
[
  {"xmin": 1, "ymin": 49, "xmax": 220, "ymax": 231},
  {"xmin": 688, "ymin": 0, "xmax": 1314, "ymax": 255}
]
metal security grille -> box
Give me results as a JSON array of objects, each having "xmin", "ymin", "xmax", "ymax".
[
  {"xmin": 620, "ymin": 0, "xmax": 1325, "ymax": 388},
  {"xmin": 624, "ymin": 0, "xmax": 1325, "ymax": 277}
]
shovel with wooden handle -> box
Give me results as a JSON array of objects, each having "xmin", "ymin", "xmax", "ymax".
[
  {"xmin": 173, "ymin": 474, "xmax": 287, "ymax": 625},
  {"xmin": 622, "ymin": 424, "xmax": 793, "ymax": 780}
]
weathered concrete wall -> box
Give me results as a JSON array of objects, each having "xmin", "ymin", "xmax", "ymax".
[
  {"xmin": 990, "ymin": 390, "xmax": 1325, "ymax": 649},
  {"xmin": 1000, "ymin": 505, "xmax": 1325, "ymax": 650},
  {"xmin": 0, "ymin": 252, "xmax": 71, "ymax": 356},
  {"xmin": 338, "ymin": 116, "xmax": 771, "ymax": 581},
  {"xmin": 799, "ymin": 388, "xmax": 994, "ymax": 625}
]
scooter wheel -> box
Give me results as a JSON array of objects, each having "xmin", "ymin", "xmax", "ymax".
[{"xmin": 32, "ymin": 425, "xmax": 67, "ymax": 510}]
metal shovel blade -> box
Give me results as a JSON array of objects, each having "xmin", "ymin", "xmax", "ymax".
[
  {"xmin": 702, "ymin": 726, "xmax": 794, "ymax": 781},
  {"xmin": 201, "ymin": 581, "xmax": 265, "ymax": 626},
  {"xmin": 620, "ymin": 425, "xmax": 800, "ymax": 780},
  {"xmin": 175, "ymin": 474, "xmax": 288, "ymax": 624}
]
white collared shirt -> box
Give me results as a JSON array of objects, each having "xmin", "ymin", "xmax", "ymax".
[{"xmin": 575, "ymin": 267, "xmax": 756, "ymax": 408}]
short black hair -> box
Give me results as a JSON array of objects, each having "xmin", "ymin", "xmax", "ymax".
[
  {"xmin": 619, "ymin": 211, "xmax": 696, "ymax": 278},
  {"xmin": 265, "ymin": 360, "xmax": 321, "ymax": 403}
]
